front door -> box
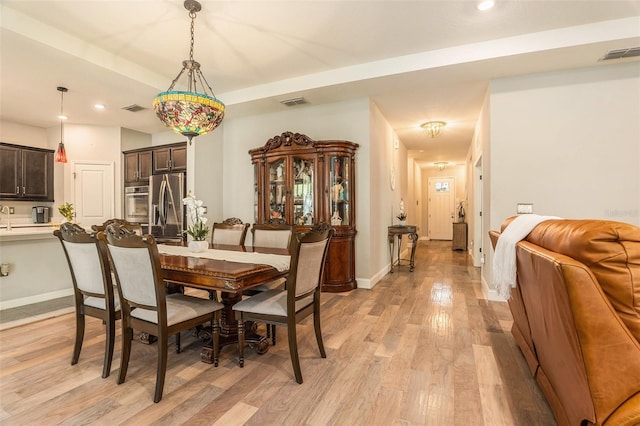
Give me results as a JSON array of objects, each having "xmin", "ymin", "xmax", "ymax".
[
  {"xmin": 428, "ymin": 177, "xmax": 455, "ymax": 240},
  {"xmin": 73, "ymin": 161, "xmax": 114, "ymax": 227}
]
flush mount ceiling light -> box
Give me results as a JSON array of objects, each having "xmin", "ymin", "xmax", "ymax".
[
  {"xmin": 55, "ymin": 86, "xmax": 68, "ymax": 163},
  {"xmin": 477, "ymin": 0, "xmax": 495, "ymax": 11},
  {"xmin": 153, "ymin": 0, "xmax": 225, "ymax": 145},
  {"xmin": 421, "ymin": 121, "xmax": 446, "ymax": 138},
  {"xmin": 434, "ymin": 162, "xmax": 449, "ymax": 171}
]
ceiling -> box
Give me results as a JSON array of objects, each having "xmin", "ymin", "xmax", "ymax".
[{"xmin": 1, "ymin": 1, "xmax": 639, "ymax": 167}]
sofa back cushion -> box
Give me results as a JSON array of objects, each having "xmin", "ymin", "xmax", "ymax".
[{"xmin": 524, "ymin": 219, "xmax": 640, "ymax": 342}]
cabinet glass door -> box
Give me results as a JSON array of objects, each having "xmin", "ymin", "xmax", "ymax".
[
  {"xmin": 253, "ymin": 164, "xmax": 259, "ymax": 222},
  {"xmin": 329, "ymin": 156, "xmax": 350, "ymax": 226},
  {"xmin": 293, "ymin": 157, "xmax": 315, "ymax": 226},
  {"xmin": 268, "ymin": 158, "xmax": 287, "ymax": 222}
]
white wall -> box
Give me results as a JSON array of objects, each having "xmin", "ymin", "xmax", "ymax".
[
  {"xmin": 121, "ymin": 127, "xmax": 151, "ymax": 152},
  {"xmin": 49, "ymin": 124, "xmax": 122, "ymax": 219},
  {"xmin": 192, "ymin": 130, "xmax": 224, "ymax": 227},
  {"xmin": 485, "ymin": 61, "xmax": 640, "ymax": 293},
  {"xmin": 0, "ymin": 120, "xmax": 48, "ymax": 148}
]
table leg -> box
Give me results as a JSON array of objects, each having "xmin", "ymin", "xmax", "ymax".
[
  {"xmin": 388, "ymin": 234, "xmax": 395, "ymax": 273},
  {"xmin": 200, "ymin": 291, "xmax": 269, "ymax": 363},
  {"xmin": 397, "ymin": 235, "xmax": 402, "ymax": 271},
  {"xmin": 408, "ymin": 232, "xmax": 418, "ymax": 272}
]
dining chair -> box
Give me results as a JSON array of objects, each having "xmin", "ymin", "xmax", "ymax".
[
  {"xmin": 246, "ymin": 221, "xmax": 294, "ymax": 344},
  {"xmin": 233, "ymin": 222, "xmax": 333, "ymax": 384},
  {"xmin": 98, "ymin": 224, "xmax": 223, "ymax": 403},
  {"xmin": 211, "ymin": 217, "xmax": 250, "ymax": 245},
  {"xmin": 251, "ymin": 221, "xmax": 294, "ymax": 250},
  {"xmin": 54, "ymin": 222, "xmax": 121, "ymax": 379},
  {"xmin": 92, "ymin": 218, "xmax": 142, "ymax": 235}
]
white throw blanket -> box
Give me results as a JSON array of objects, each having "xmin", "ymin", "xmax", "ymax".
[
  {"xmin": 157, "ymin": 244, "xmax": 290, "ymax": 272},
  {"xmin": 493, "ymin": 214, "xmax": 561, "ymax": 299}
]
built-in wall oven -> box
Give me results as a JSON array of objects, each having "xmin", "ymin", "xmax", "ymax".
[{"xmin": 124, "ymin": 185, "xmax": 149, "ymax": 232}]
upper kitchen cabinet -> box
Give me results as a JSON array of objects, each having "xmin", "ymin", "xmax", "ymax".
[
  {"xmin": 123, "ymin": 149, "xmax": 152, "ymax": 185},
  {"xmin": 152, "ymin": 142, "xmax": 187, "ymax": 174},
  {"xmin": 0, "ymin": 143, "xmax": 54, "ymax": 201}
]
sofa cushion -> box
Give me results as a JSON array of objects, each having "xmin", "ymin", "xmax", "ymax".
[{"xmin": 524, "ymin": 219, "xmax": 640, "ymax": 343}]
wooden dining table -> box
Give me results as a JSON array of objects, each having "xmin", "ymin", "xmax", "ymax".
[{"xmin": 159, "ymin": 243, "xmax": 290, "ymax": 364}]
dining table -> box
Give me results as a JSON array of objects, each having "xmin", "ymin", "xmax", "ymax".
[{"xmin": 157, "ymin": 243, "xmax": 290, "ymax": 364}]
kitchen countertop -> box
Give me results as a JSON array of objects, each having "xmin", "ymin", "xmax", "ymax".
[{"xmin": 0, "ymin": 223, "xmax": 61, "ymax": 242}]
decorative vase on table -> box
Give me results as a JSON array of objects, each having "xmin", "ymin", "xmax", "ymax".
[
  {"xmin": 183, "ymin": 193, "xmax": 210, "ymax": 253},
  {"xmin": 399, "ymin": 220, "xmax": 406, "ymax": 226},
  {"xmin": 188, "ymin": 240, "xmax": 209, "ymax": 253}
]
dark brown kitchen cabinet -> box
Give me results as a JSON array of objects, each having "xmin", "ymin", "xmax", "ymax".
[
  {"xmin": 152, "ymin": 142, "xmax": 187, "ymax": 174},
  {"xmin": 0, "ymin": 143, "xmax": 54, "ymax": 201},
  {"xmin": 250, "ymin": 132, "xmax": 359, "ymax": 292},
  {"xmin": 123, "ymin": 149, "xmax": 152, "ymax": 184}
]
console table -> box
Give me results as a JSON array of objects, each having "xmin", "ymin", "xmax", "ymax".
[{"xmin": 388, "ymin": 225, "xmax": 418, "ymax": 272}]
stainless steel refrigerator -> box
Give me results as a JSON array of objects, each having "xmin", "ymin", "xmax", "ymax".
[{"xmin": 149, "ymin": 172, "xmax": 185, "ymax": 242}]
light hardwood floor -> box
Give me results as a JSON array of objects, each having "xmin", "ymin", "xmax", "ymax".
[{"xmin": 0, "ymin": 240, "xmax": 556, "ymax": 425}]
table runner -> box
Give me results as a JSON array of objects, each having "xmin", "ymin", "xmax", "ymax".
[{"xmin": 157, "ymin": 244, "xmax": 290, "ymax": 272}]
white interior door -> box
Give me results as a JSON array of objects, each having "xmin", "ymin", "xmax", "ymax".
[
  {"xmin": 73, "ymin": 162, "xmax": 114, "ymax": 227},
  {"xmin": 428, "ymin": 177, "xmax": 455, "ymax": 240}
]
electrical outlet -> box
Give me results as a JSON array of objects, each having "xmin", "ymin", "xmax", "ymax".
[
  {"xmin": 9, "ymin": 207, "xmax": 15, "ymax": 214},
  {"xmin": 517, "ymin": 203, "xmax": 533, "ymax": 214}
]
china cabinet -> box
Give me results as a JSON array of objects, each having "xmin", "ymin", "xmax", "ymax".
[{"xmin": 249, "ymin": 132, "xmax": 359, "ymax": 292}]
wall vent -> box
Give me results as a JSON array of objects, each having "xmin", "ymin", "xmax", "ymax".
[
  {"xmin": 600, "ymin": 47, "xmax": 640, "ymax": 61},
  {"xmin": 280, "ymin": 97, "xmax": 307, "ymax": 107},
  {"xmin": 121, "ymin": 104, "xmax": 146, "ymax": 112}
]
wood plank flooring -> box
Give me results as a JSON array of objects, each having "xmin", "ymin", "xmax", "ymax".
[{"xmin": 0, "ymin": 240, "xmax": 556, "ymax": 425}]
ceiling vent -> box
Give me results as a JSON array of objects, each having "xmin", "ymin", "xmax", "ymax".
[
  {"xmin": 280, "ymin": 97, "xmax": 307, "ymax": 107},
  {"xmin": 600, "ymin": 47, "xmax": 640, "ymax": 61},
  {"xmin": 121, "ymin": 104, "xmax": 146, "ymax": 112}
]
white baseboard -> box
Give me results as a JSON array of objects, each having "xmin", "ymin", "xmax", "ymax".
[
  {"xmin": 481, "ymin": 275, "xmax": 506, "ymax": 302},
  {"xmin": 357, "ymin": 263, "xmax": 391, "ymax": 289},
  {"xmin": 0, "ymin": 288, "xmax": 74, "ymax": 311}
]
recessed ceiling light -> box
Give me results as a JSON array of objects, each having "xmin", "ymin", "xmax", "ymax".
[
  {"xmin": 94, "ymin": 104, "xmax": 105, "ymax": 110},
  {"xmin": 57, "ymin": 114, "xmax": 68, "ymax": 120},
  {"xmin": 477, "ymin": 0, "xmax": 495, "ymax": 11}
]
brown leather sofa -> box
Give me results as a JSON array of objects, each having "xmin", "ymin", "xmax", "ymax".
[{"xmin": 489, "ymin": 218, "xmax": 640, "ymax": 426}]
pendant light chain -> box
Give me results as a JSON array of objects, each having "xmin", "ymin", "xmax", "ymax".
[
  {"xmin": 189, "ymin": 10, "xmax": 196, "ymax": 63},
  {"xmin": 188, "ymin": 10, "xmax": 197, "ymax": 92},
  {"xmin": 60, "ymin": 89, "xmax": 65, "ymax": 143}
]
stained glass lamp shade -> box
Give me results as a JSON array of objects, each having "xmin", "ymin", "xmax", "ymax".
[{"xmin": 153, "ymin": 0, "xmax": 225, "ymax": 144}]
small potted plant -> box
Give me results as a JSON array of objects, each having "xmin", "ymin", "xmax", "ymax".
[
  {"xmin": 396, "ymin": 212, "xmax": 407, "ymax": 226},
  {"xmin": 183, "ymin": 193, "xmax": 209, "ymax": 252},
  {"xmin": 58, "ymin": 202, "xmax": 75, "ymax": 223}
]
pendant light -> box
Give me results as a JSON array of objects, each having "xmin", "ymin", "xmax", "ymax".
[
  {"xmin": 55, "ymin": 86, "xmax": 68, "ymax": 163},
  {"xmin": 153, "ymin": 0, "xmax": 225, "ymax": 145}
]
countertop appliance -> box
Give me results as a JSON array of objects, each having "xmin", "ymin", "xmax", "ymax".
[
  {"xmin": 32, "ymin": 206, "xmax": 50, "ymax": 223},
  {"xmin": 124, "ymin": 185, "xmax": 149, "ymax": 227},
  {"xmin": 149, "ymin": 172, "xmax": 185, "ymax": 242}
]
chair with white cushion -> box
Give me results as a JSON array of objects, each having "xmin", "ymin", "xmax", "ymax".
[
  {"xmin": 246, "ymin": 221, "xmax": 294, "ymax": 344},
  {"xmin": 251, "ymin": 222, "xmax": 293, "ymax": 250},
  {"xmin": 233, "ymin": 222, "xmax": 333, "ymax": 384},
  {"xmin": 211, "ymin": 217, "xmax": 250, "ymax": 246},
  {"xmin": 98, "ymin": 224, "xmax": 223, "ymax": 403},
  {"xmin": 55, "ymin": 222, "xmax": 120, "ymax": 378}
]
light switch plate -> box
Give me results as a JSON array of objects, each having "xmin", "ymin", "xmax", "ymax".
[{"xmin": 517, "ymin": 203, "xmax": 533, "ymax": 214}]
